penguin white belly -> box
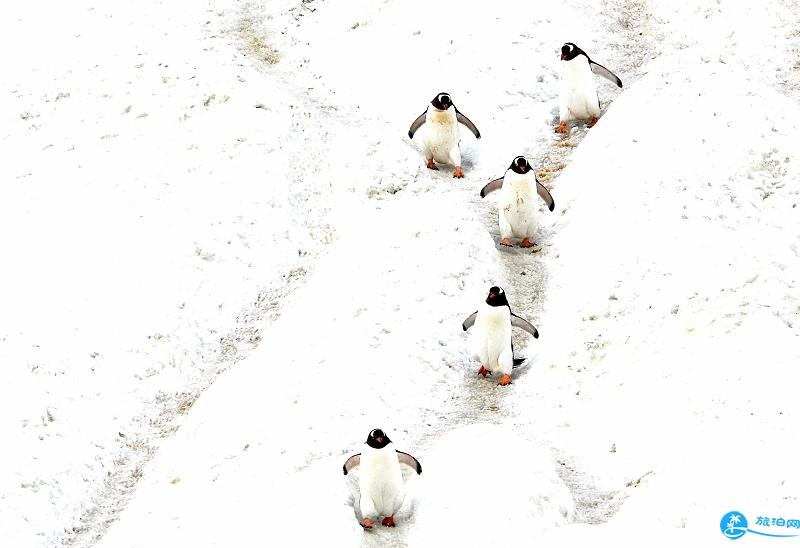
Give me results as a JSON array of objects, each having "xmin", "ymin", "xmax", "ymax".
[
  {"xmin": 424, "ymin": 108, "xmax": 460, "ymax": 165},
  {"xmin": 499, "ymin": 173, "xmax": 536, "ymax": 239},
  {"xmin": 560, "ymin": 59, "xmax": 600, "ymax": 121},
  {"xmin": 359, "ymin": 447, "xmax": 405, "ymax": 518},
  {"xmin": 473, "ymin": 304, "xmax": 512, "ymax": 373}
]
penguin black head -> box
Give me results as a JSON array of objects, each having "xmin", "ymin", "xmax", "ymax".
[
  {"xmin": 486, "ymin": 286, "xmax": 509, "ymax": 307},
  {"xmin": 509, "ymin": 156, "xmax": 532, "ymax": 175},
  {"xmin": 560, "ymin": 42, "xmax": 585, "ymax": 61},
  {"xmin": 366, "ymin": 428, "xmax": 392, "ymax": 449},
  {"xmin": 431, "ymin": 92, "xmax": 453, "ymax": 111}
]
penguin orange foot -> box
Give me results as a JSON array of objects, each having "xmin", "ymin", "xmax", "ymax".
[
  {"xmin": 587, "ymin": 116, "xmax": 599, "ymax": 128},
  {"xmin": 498, "ymin": 374, "xmax": 512, "ymax": 386},
  {"xmin": 426, "ymin": 158, "xmax": 438, "ymax": 170},
  {"xmin": 361, "ymin": 518, "xmax": 375, "ymax": 529},
  {"xmin": 478, "ymin": 365, "xmax": 490, "ymax": 378},
  {"xmin": 382, "ymin": 516, "xmax": 396, "ymax": 527},
  {"xmin": 555, "ymin": 121, "xmax": 568, "ymax": 134},
  {"xmin": 520, "ymin": 238, "xmax": 535, "ymax": 248},
  {"xmin": 453, "ymin": 166, "xmax": 464, "ymax": 178},
  {"xmin": 499, "ymin": 238, "xmax": 513, "ymax": 247}
]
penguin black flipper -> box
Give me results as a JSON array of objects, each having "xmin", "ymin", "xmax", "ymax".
[
  {"xmin": 343, "ymin": 453, "xmax": 361, "ymax": 475},
  {"xmin": 396, "ymin": 451, "xmax": 422, "ymax": 474},
  {"xmin": 408, "ymin": 111, "xmax": 427, "ymax": 139},
  {"xmin": 536, "ymin": 180, "xmax": 555, "ymax": 211},
  {"xmin": 462, "ymin": 311, "xmax": 478, "ymax": 331},
  {"xmin": 511, "ymin": 313, "xmax": 539, "ymax": 339},
  {"xmin": 480, "ymin": 177, "xmax": 504, "ymax": 198},
  {"xmin": 589, "ymin": 60, "xmax": 622, "ymax": 88},
  {"xmin": 455, "ymin": 108, "xmax": 481, "ymax": 139}
]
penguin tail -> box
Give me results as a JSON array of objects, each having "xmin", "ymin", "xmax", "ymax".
[{"xmin": 513, "ymin": 358, "xmax": 527, "ymax": 368}]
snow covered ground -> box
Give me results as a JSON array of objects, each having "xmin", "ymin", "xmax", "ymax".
[
  {"xmin": 1, "ymin": 0, "xmax": 798, "ymax": 547},
  {"xmin": 1, "ymin": 1, "xmax": 345, "ymax": 544}
]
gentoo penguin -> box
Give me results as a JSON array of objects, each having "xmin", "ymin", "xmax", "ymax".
[
  {"xmin": 480, "ymin": 156, "xmax": 555, "ymax": 248},
  {"xmin": 556, "ymin": 42, "xmax": 622, "ymax": 134},
  {"xmin": 342, "ymin": 428, "xmax": 422, "ymax": 529},
  {"xmin": 407, "ymin": 92, "xmax": 481, "ymax": 178},
  {"xmin": 462, "ymin": 286, "xmax": 539, "ymax": 386}
]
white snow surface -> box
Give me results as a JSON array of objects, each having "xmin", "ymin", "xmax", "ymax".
[
  {"xmin": 2, "ymin": 0, "xmax": 799, "ymax": 547},
  {"xmin": 408, "ymin": 423, "xmax": 575, "ymax": 547}
]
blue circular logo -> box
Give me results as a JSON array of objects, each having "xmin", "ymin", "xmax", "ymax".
[{"xmin": 721, "ymin": 511, "xmax": 748, "ymax": 540}]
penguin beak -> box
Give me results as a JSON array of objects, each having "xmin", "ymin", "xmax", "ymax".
[
  {"xmin": 488, "ymin": 292, "xmax": 496, "ymax": 300},
  {"xmin": 560, "ymin": 53, "xmax": 567, "ymax": 60}
]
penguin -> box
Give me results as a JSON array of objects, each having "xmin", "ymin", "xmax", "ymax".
[
  {"xmin": 480, "ymin": 156, "xmax": 555, "ymax": 248},
  {"xmin": 407, "ymin": 92, "xmax": 481, "ymax": 178},
  {"xmin": 556, "ymin": 42, "xmax": 622, "ymax": 134},
  {"xmin": 461, "ymin": 286, "xmax": 539, "ymax": 386},
  {"xmin": 342, "ymin": 428, "xmax": 422, "ymax": 529}
]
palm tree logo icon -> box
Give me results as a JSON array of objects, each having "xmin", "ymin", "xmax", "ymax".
[{"xmin": 721, "ymin": 511, "xmax": 748, "ymax": 540}]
